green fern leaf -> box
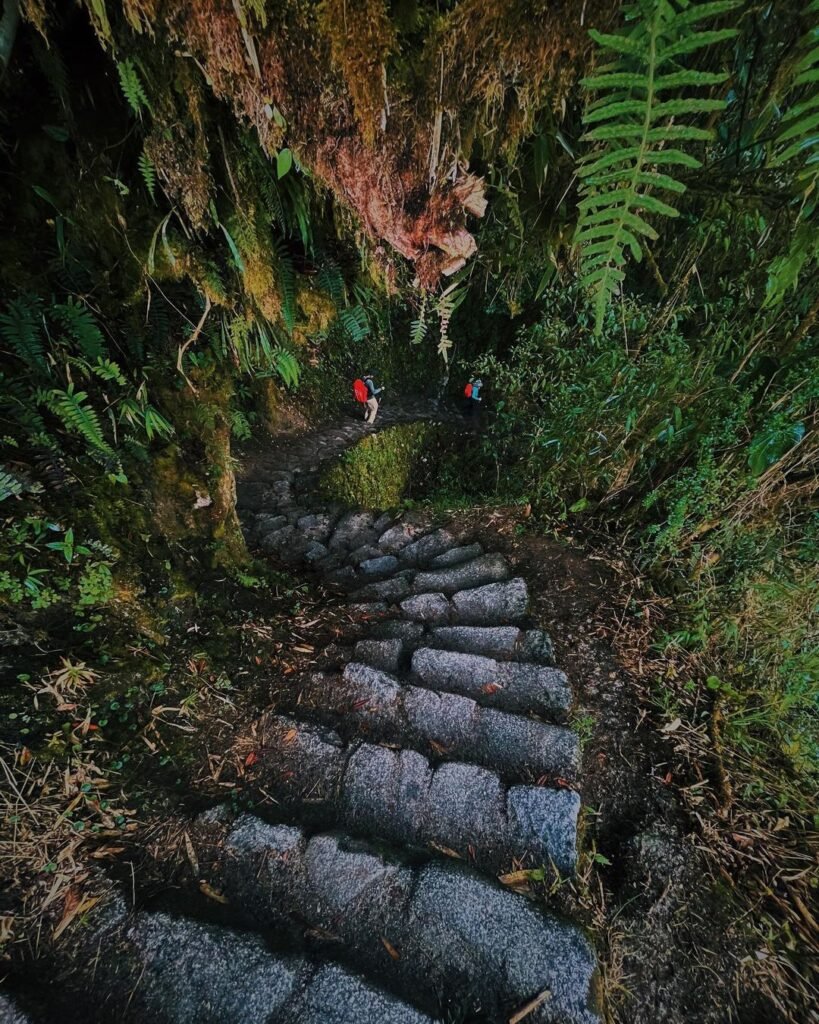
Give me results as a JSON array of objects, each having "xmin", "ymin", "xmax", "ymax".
[
  {"xmin": 53, "ymin": 298, "xmax": 105, "ymax": 360},
  {"xmin": 47, "ymin": 385, "xmax": 115, "ymax": 458},
  {"xmin": 575, "ymin": 0, "xmax": 738, "ymax": 332},
  {"xmin": 410, "ymin": 294, "xmax": 428, "ymax": 346},
  {"xmin": 138, "ymin": 150, "xmax": 156, "ymax": 200},
  {"xmin": 116, "ymin": 59, "xmax": 151, "ymax": 119},
  {"xmin": 273, "ymin": 238, "xmax": 296, "ymax": 332},
  {"xmin": 0, "ymin": 298, "xmax": 47, "ymax": 372}
]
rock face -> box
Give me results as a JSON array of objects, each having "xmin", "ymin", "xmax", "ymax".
[{"xmin": 31, "ymin": 409, "xmax": 600, "ymax": 1024}]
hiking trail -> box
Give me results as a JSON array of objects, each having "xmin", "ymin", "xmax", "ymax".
[{"xmin": 13, "ymin": 402, "xmax": 602, "ymax": 1024}]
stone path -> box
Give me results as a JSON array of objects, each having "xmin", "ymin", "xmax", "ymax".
[{"xmin": 10, "ymin": 404, "xmax": 601, "ymax": 1024}]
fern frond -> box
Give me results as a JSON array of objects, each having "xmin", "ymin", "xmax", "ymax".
[
  {"xmin": 272, "ymin": 238, "xmax": 296, "ymax": 332},
  {"xmin": 575, "ymin": 0, "xmax": 739, "ymax": 332},
  {"xmin": 92, "ymin": 358, "xmax": 127, "ymax": 384},
  {"xmin": 316, "ymin": 257, "xmax": 346, "ymax": 306},
  {"xmin": 116, "ymin": 58, "xmax": 150, "ymax": 119},
  {"xmin": 273, "ymin": 347, "xmax": 300, "ymax": 389},
  {"xmin": 410, "ymin": 293, "xmax": 428, "ymax": 346},
  {"xmin": 53, "ymin": 298, "xmax": 106, "ymax": 360},
  {"xmin": 138, "ymin": 149, "xmax": 156, "ymax": 200},
  {"xmin": 46, "ymin": 385, "xmax": 115, "ymax": 458},
  {"xmin": 338, "ymin": 306, "xmax": 370, "ymax": 343},
  {"xmin": 0, "ymin": 298, "xmax": 47, "ymax": 372}
]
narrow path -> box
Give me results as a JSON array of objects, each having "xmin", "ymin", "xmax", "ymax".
[{"xmin": 24, "ymin": 408, "xmax": 602, "ymax": 1024}]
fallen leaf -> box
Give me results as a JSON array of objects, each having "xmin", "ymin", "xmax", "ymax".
[
  {"xmin": 53, "ymin": 896, "xmax": 100, "ymax": 940},
  {"xmin": 199, "ymin": 880, "xmax": 228, "ymax": 904},
  {"xmin": 282, "ymin": 729, "xmax": 297, "ymax": 744},
  {"xmin": 381, "ymin": 937, "xmax": 400, "ymax": 960},
  {"xmin": 244, "ymin": 751, "xmax": 259, "ymax": 767},
  {"xmin": 481, "ymin": 683, "xmax": 502, "ymax": 695},
  {"xmin": 184, "ymin": 831, "xmax": 199, "ymax": 877},
  {"xmin": 661, "ymin": 717, "xmax": 682, "ymax": 733}
]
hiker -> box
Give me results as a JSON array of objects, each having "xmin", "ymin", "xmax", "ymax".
[
  {"xmin": 464, "ymin": 376, "xmax": 483, "ymax": 419},
  {"xmin": 363, "ymin": 373, "xmax": 384, "ymax": 423}
]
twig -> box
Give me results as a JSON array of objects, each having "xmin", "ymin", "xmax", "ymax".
[{"xmin": 176, "ymin": 295, "xmax": 212, "ymax": 394}]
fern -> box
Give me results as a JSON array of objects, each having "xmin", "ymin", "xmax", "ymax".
[
  {"xmin": 0, "ymin": 469, "xmax": 26, "ymax": 502},
  {"xmin": 771, "ymin": 1, "xmax": 819, "ymax": 179},
  {"xmin": 410, "ymin": 293, "xmax": 429, "ymax": 346},
  {"xmin": 764, "ymin": 1, "xmax": 819, "ymax": 305},
  {"xmin": 273, "ymin": 347, "xmax": 300, "ymax": 389},
  {"xmin": 316, "ymin": 257, "xmax": 346, "ymax": 306},
  {"xmin": 273, "ymin": 237, "xmax": 297, "ymax": 332},
  {"xmin": 92, "ymin": 358, "xmax": 127, "ymax": 384},
  {"xmin": 46, "ymin": 385, "xmax": 115, "ymax": 459},
  {"xmin": 116, "ymin": 58, "xmax": 150, "ymax": 119},
  {"xmin": 138, "ymin": 149, "xmax": 156, "ymax": 200},
  {"xmin": 339, "ymin": 305, "xmax": 370, "ymax": 343},
  {"xmin": 575, "ymin": 0, "xmax": 739, "ymax": 332},
  {"xmin": 53, "ymin": 298, "xmax": 105, "ymax": 360},
  {"xmin": 0, "ymin": 298, "xmax": 47, "ymax": 372}
]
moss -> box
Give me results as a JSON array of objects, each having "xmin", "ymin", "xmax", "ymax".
[{"xmin": 319, "ymin": 422, "xmax": 438, "ymax": 508}]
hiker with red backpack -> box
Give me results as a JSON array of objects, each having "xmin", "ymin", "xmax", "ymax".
[
  {"xmin": 353, "ymin": 373, "xmax": 384, "ymax": 424},
  {"xmin": 464, "ymin": 377, "xmax": 483, "ymax": 419}
]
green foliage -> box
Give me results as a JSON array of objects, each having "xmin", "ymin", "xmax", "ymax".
[
  {"xmin": 576, "ymin": 0, "xmax": 739, "ymax": 331},
  {"xmin": 45, "ymin": 386, "xmax": 116, "ymax": 461},
  {"xmin": 138, "ymin": 150, "xmax": 157, "ymax": 200},
  {"xmin": 0, "ymin": 298, "xmax": 46, "ymax": 372},
  {"xmin": 0, "ymin": 517, "xmax": 115, "ymax": 613},
  {"xmin": 116, "ymin": 58, "xmax": 150, "ymax": 119}
]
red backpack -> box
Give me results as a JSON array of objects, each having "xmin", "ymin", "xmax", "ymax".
[
  {"xmin": 353, "ymin": 378, "xmax": 368, "ymax": 403},
  {"xmin": 464, "ymin": 382, "xmax": 473, "ymax": 398}
]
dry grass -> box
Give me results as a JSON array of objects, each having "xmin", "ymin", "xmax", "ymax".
[
  {"xmin": 0, "ymin": 741, "xmax": 134, "ymax": 959},
  {"xmin": 597, "ymin": 564, "xmax": 819, "ymax": 1021}
]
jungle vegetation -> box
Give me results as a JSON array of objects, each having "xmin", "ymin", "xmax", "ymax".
[{"xmin": 0, "ymin": 0, "xmax": 816, "ymax": 1017}]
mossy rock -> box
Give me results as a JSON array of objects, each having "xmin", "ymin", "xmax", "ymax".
[{"xmin": 319, "ymin": 422, "xmax": 440, "ymax": 508}]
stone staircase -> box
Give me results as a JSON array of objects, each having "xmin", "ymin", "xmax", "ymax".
[{"xmin": 7, "ymin": 406, "xmax": 601, "ymax": 1024}]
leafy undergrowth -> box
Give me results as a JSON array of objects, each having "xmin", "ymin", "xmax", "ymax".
[{"xmin": 0, "ymin": 560, "xmax": 318, "ymax": 965}]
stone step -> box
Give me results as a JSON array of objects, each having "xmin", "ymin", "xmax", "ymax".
[
  {"xmin": 411, "ymin": 553, "xmax": 510, "ymax": 595},
  {"xmin": 377, "ymin": 519, "xmax": 429, "ymax": 554},
  {"xmin": 398, "ymin": 528, "xmax": 462, "ymax": 566},
  {"xmin": 212, "ymin": 816, "xmax": 600, "ymax": 1024},
  {"xmin": 304, "ymin": 662, "xmax": 578, "ymax": 781},
  {"xmin": 412, "ymin": 648, "xmax": 570, "ymax": 719},
  {"xmin": 250, "ymin": 713, "xmax": 579, "ymax": 874},
  {"xmin": 400, "ymin": 579, "xmax": 530, "ymax": 626},
  {"xmin": 428, "ymin": 625, "xmax": 554, "ymax": 664},
  {"xmin": 328, "ymin": 510, "xmax": 377, "ymax": 552},
  {"xmin": 360, "ymin": 620, "xmax": 553, "ymax": 664},
  {"xmin": 53, "ymin": 895, "xmax": 434, "ymax": 1024},
  {"xmin": 451, "ymin": 578, "xmax": 529, "ymax": 623},
  {"xmin": 428, "ymin": 541, "xmax": 483, "ymax": 568}
]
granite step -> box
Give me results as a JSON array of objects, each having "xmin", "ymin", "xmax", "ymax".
[
  {"xmin": 428, "ymin": 541, "xmax": 483, "ymax": 568},
  {"xmin": 397, "ymin": 528, "xmax": 463, "ymax": 566},
  {"xmin": 209, "ymin": 815, "xmax": 600, "ymax": 1024},
  {"xmin": 411, "ymin": 648, "xmax": 571, "ymax": 720},
  {"xmin": 302, "ymin": 662, "xmax": 579, "ymax": 781},
  {"xmin": 411, "ymin": 553, "xmax": 510, "ymax": 595},
  {"xmin": 49, "ymin": 895, "xmax": 434, "ymax": 1024},
  {"xmin": 249, "ymin": 713, "xmax": 579, "ymax": 873},
  {"xmin": 400, "ymin": 579, "xmax": 530, "ymax": 625},
  {"xmin": 428, "ymin": 625, "xmax": 554, "ymax": 664}
]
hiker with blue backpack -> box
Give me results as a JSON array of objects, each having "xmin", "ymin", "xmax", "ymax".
[
  {"xmin": 464, "ymin": 376, "xmax": 483, "ymax": 419},
  {"xmin": 353, "ymin": 373, "xmax": 384, "ymax": 424}
]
